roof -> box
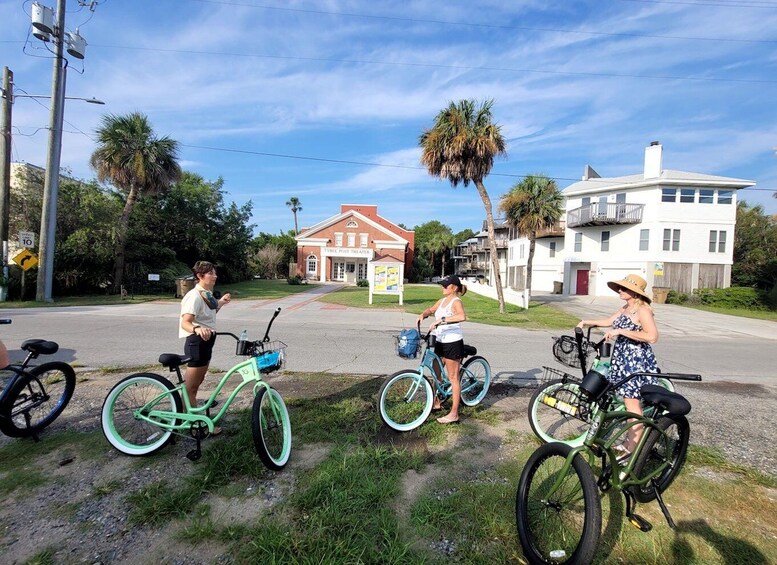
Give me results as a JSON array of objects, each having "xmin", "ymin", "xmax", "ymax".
[
  {"xmin": 564, "ymin": 169, "xmax": 755, "ymax": 195},
  {"xmin": 296, "ymin": 209, "xmax": 408, "ymax": 245}
]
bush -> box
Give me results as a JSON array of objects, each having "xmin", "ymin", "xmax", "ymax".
[
  {"xmin": 356, "ymin": 279, "xmax": 369, "ymax": 287},
  {"xmin": 666, "ymin": 290, "xmax": 688, "ymax": 304},
  {"xmin": 763, "ymin": 284, "xmax": 777, "ymax": 311},
  {"xmin": 287, "ymin": 275, "xmax": 302, "ymax": 285},
  {"xmin": 691, "ymin": 286, "xmax": 765, "ymax": 310}
]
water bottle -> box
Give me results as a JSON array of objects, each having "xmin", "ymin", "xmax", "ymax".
[
  {"xmin": 541, "ymin": 394, "xmax": 578, "ymax": 416},
  {"xmin": 237, "ymin": 329, "xmax": 248, "ymax": 355}
]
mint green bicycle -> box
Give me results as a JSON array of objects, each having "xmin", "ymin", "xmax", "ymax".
[{"xmin": 101, "ymin": 308, "xmax": 291, "ymax": 469}]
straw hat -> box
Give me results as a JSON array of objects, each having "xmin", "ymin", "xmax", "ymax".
[{"xmin": 607, "ymin": 274, "xmax": 652, "ymax": 303}]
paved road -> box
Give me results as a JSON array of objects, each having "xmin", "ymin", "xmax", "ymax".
[{"xmin": 1, "ymin": 285, "xmax": 775, "ymax": 385}]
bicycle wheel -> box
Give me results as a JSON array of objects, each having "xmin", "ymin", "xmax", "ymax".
[
  {"xmin": 251, "ymin": 387, "xmax": 292, "ymax": 471},
  {"xmin": 0, "ymin": 361, "xmax": 76, "ymax": 438},
  {"xmin": 378, "ymin": 370, "xmax": 433, "ymax": 432},
  {"xmin": 629, "ymin": 415, "xmax": 690, "ymax": 503},
  {"xmin": 516, "ymin": 442, "xmax": 601, "ymax": 565},
  {"xmin": 459, "ymin": 355, "xmax": 491, "ymax": 406},
  {"xmin": 101, "ymin": 373, "xmax": 182, "ymax": 456},
  {"xmin": 528, "ymin": 380, "xmax": 592, "ymax": 448}
]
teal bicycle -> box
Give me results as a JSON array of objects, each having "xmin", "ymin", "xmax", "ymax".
[
  {"xmin": 101, "ymin": 308, "xmax": 291, "ymax": 469},
  {"xmin": 378, "ymin": 323, "xmax": 491, "ymax": 431}
]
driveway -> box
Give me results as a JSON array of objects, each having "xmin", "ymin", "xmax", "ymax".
[{"xmin": 1, "ymin": 285, "xmax": 775, "ymax": 385}]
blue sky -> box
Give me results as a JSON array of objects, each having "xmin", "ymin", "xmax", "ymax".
[{"xmin": 2, "ymin": 0, "xmax": 776, "ymax": 237}]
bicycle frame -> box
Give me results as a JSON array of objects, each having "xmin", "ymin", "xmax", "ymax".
[
  {"xmin": 412, "ymin": 332, "xmax": 481, "ymax": 401},
  {"xmin": 133, "ymin": 356, "xmax": 274, "ymax": 435}
]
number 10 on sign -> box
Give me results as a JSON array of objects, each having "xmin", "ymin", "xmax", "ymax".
[{"xmin": 19, "ymin": 231, "xmax": 35, "ymax": 248}]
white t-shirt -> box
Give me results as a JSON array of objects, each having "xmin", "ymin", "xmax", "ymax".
[
  {"xmin": 433, "ymin": 296, "xmax": 464, "ymax": 343},
  {"xmin": 179, "ymin": 284, "xmax": 218, "ymax": 338}
]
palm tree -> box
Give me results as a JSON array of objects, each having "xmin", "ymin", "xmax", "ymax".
[
  {"xmin": 499, "ymin": 174, "xmax": 564, "ymax": 296},
  {"xmin": 286, "ymin": 197, "xmax": 302, "ymax": 235},
  {"xmin": 90, "ymin": 113, "xmax": 181, "ymax": 293},
  {"xmin": 419, "ymin": 99, "xmax": 507, "ymax": 312}
]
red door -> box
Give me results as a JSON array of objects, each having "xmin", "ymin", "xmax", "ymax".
[{"xmin": 576, "ymin": 270, "xmax": 589, "ymax": 295}]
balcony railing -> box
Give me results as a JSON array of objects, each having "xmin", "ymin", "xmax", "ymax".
[{"xmin": 567, "ymin": 203, "xmax": 644, "ymax": 228}]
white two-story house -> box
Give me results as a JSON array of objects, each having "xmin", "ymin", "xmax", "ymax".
[{"xmin": 561, "ymin": 142, "xmax": 754, "ymax": 296}]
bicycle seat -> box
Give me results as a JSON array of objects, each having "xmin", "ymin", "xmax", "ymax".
[
  {"xmin": 21, "ymin": 339, "xmax": 59, "ymax": 356},
  {"xmin": 158, "ymin": 353, "xmax": 191, "ymax": 369},
  {"xmin": 641, "ymin": 384, "xmax": 691, "ymax": 416},
  {"xmin": 463, "ymin": 344, "xmax": 477, "ymax": 357}
]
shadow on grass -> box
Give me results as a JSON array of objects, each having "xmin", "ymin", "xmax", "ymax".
[{"xmin": 670, "ymin": 518, "xmax": 768, "ymax": 564}]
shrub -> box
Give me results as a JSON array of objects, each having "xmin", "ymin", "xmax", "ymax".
[
  {"xmin": 691, "ymin": 287, "xmax": 765, "ymax": 310},
  {"xmin": 356, "ymin": 279, "xmax": 369, "ymax": 287},
  {"xmin": 287, "ymin": 275, "xmax": 302, "ymax": 285},
  {"xmin": 763, "ymin": 284, "xmax": 777, "ymax": 311},
  {"xmin": 666, "ymin": 290, "xmax": 688, "ymax": 304}
]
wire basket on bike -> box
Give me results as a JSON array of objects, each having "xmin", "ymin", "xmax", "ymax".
[
  {"xmin": 256, "ymin": 340, "xmax": 286, "ymax": 373},
  {"xmin": 552, "ymin": 334, "xmax": 595, "ymax": 369},
  {"xmin": 394, "ymin": 328, "xmax": 421, "ymax": 359},
  {"xmin": 539, "ymin": 366, "xmax": 580, "ymax": 386}
]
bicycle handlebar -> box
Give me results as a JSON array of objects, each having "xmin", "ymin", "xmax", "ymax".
[{"xmin": 215, "ymin": 307, "xmax": 283, "ymax": 344}]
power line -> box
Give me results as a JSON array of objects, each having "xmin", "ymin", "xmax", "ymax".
[
  {"xmin": 187, "ymin": 0, "xmax": 777, "ymax": 43},
  {"xmin": 93, "ymin": 43, "xmax": 777, "ymax": 85},
  {"xmin": 180, "ymin": 143, "xmax": 777, "ymax": 190}
]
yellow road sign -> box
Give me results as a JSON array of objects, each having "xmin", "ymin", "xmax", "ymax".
[{"xmin": 12, "ymin": 248, "xmax": 38, "ymax": 271}]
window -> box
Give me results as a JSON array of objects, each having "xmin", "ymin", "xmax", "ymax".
[
  {"xmin": 710, "ymin": 230, "xmax": 727, "ymax": 253},
  {"xmin": 346, "ymin": 263, "xmax": 356, "ymax": 273},
  {"xmin": 549, "ymin": 242, "xmax": 556, "ymax": 258},
  {"xmin": 699, "ymin": 189, "xmax": 714, "ymax": 204},
  {"xmin": 306, "ymin": 255, "xmax": 317, "ymax": 273},
  {"xmin": 718, "ymin": 190, "xmax": 733, "ymax": 204},
  {"xmin": 334, "ymin": 232, "xmax": 343, "ymax": 247},
  {"xmin": 358, "ymin": 262, "xmax": 367, "ymax": 279},
  {"xmin": 582, "ymin": 197, "xmax": 591, "ymax": 206},
  {"xmin": 574, "ymin": 232, "xmax": 582, "ymax": 252},
  {"xmin": 663, "ymin": 229, "xmax": 681, "ymax": 251},
  {"xmin": 661, "ymin": 188, "xmax": 676, "ymax": 202},
  {"xmin": 639, "ymin": 229, "xmax": 649, "ymax": 251},
  {"xmin": 597, "ymin": 196, "xmax": 608, "ymax": 218},
  {"xmin": 345, "ymin": 220, "xmax": 358, "ymax": 228},
  {"xmin": 520, "ymin": 244, "xmax": 525, "ymax": 259},
  {"xmin": 360, "ymin": 233, "xmax": 368, "ymax": 247},
  {"xmin": 680, "ymin": 188, "xmax": 695, "ymax": 203},
  {"xmin": 347, "ymin": 233, "xmax": 355, "ymax": 247},
  {"xmin": 600, "ymin": 230, "xmax": 610, "ymax": 252}
]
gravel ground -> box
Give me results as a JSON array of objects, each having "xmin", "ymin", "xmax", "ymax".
[{"xmin": 0, "ymin": 369, "xmax": 774, "ymax": 564}]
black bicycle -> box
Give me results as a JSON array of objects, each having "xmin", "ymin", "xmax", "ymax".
[{"xmin": 0, "ymin": 319, "xmax": 76, "ymax": 440}]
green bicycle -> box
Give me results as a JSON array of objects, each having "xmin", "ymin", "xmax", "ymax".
[
  {"xmin": 101, "ymin": 308, "xmax": 291, "ymax": 469},
  {"xmin": 378, "ymin": 323, "xmax": 491, "ymax": 432},
  {"xmin": 515, "ymin": 360, "xmax": 702, "ymax": 564}
]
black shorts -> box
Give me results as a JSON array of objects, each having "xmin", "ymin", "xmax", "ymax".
[
  {"xmin": 434, "ymin": 339, "xmax": 464, "ymax": 361},
  {"xmin": 185, "ymin": 333, "xmax": 217, "ymax": 368}
]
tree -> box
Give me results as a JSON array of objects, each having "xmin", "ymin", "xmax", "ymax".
[
  {"xmin": 286, "ymin": 196, "xmax": 302, "ymax": 235},
  {"xmin": 733, "ymin": 201, "xmax": 777, "ymax": 289},
  {"xmin": 90, "ymin": 112, "xmax": 181, "ymax": 293},
  {"xmin": 499, "ymin": 174, "xmax": 563, "ymax": 296},
  {"xmin": 419, "ymin": 99, "xmax": 507, "ymax": 313},
  {"xmin": 256, "ymin": 244, "xmax": 284, "ymax": 278}
]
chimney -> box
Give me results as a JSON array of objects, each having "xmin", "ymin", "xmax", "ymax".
[
  {"xmin": 582, "ymin": 165, "xmax": 600, "ymax": 181},
  {"xmin": 644, "ymin": 141, "xmax": 663, "ymax": 179}
]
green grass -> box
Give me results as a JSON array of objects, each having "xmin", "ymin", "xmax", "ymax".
[
  {"xmin": 679, "ymin": 303, "xmax": 777, "ymax": 321},
  {"xmin": 0, "ymin": 430, "xmax": 104, "ymax": 496},
  {"xmin": 318, "ymin": 284, "xmax": 578, "ymax": 329}
]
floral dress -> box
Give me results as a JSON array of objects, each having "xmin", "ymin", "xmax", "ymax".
[{"xmin": 608, "ymin": 312, "xmax": 658, "ymax": 398}]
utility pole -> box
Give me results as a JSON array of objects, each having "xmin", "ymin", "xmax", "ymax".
[
  {"xmin": 0, "ymin": 67, "xmax": 12, "ymax": 293},
  {"xmin": 36, "ymin": 0, "xmax": 67, "ymax": 302}
]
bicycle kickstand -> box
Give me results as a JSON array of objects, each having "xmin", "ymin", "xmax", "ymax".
[
  {"xmin": 186, "ymin": 439, "xmax": 202, "ymax": 462},
  {"xmin": 623, "ymin": 491, "xmax": 652, "ymax": 533},
  {"xmin": 652, "ymin": 479, "xmax": 677, "ymax": 529},
  {"xmin": 23, "ymin": 412, "xmax": 42, "ymax": 443}
]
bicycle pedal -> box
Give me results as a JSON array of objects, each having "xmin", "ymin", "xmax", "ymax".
[{"xmin": 628, "ymin": 514, "xmax": 652, "ymax": 532}]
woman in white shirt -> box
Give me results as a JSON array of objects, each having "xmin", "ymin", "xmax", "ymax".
[{"xmin": 417, "ymin": 275, "xmax": 468, "ymax": 424}]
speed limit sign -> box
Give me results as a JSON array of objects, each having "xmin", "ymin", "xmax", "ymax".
[{"xmin": 19, "ymin": 231, "xmax": 35, "ymax": 248}]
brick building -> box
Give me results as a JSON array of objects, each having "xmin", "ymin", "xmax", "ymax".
[{"xmin": 294, "ymin": 204, "xmax": 414, "ymax": 283}]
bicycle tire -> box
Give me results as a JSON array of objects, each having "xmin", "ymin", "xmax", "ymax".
[
  {"xmin": 0, "ymin": 361, "xmax": 76, "ymax": 438},
  {"xmin": 528, "ymin": 380, "xmax": 592, "ymax": 447},
  {"xmin": 101, "ymin": 373, "xmax": 182, "ymax": 456},
  {"xmin": 628, "ymin": 415, "xmax": 690, "ymax": 503},
  {"xmin": 378, "ymin": 370, "xmax": 433, "ymax": 432},
  {"xmin": 251, "ymin": 387, "xmax": 292, "ymax": 471},
  {"xmin": 516, "ymin": 442, "xmax": 602, "ymax": 565},
  {"xmin": 459, "ymin": 355, "xmax": 491, "ymax": 406}
]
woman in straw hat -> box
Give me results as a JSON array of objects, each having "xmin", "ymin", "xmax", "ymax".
[{"xmin": 577, "ymin": 274, "xmax": 658, "ymax": 457}]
